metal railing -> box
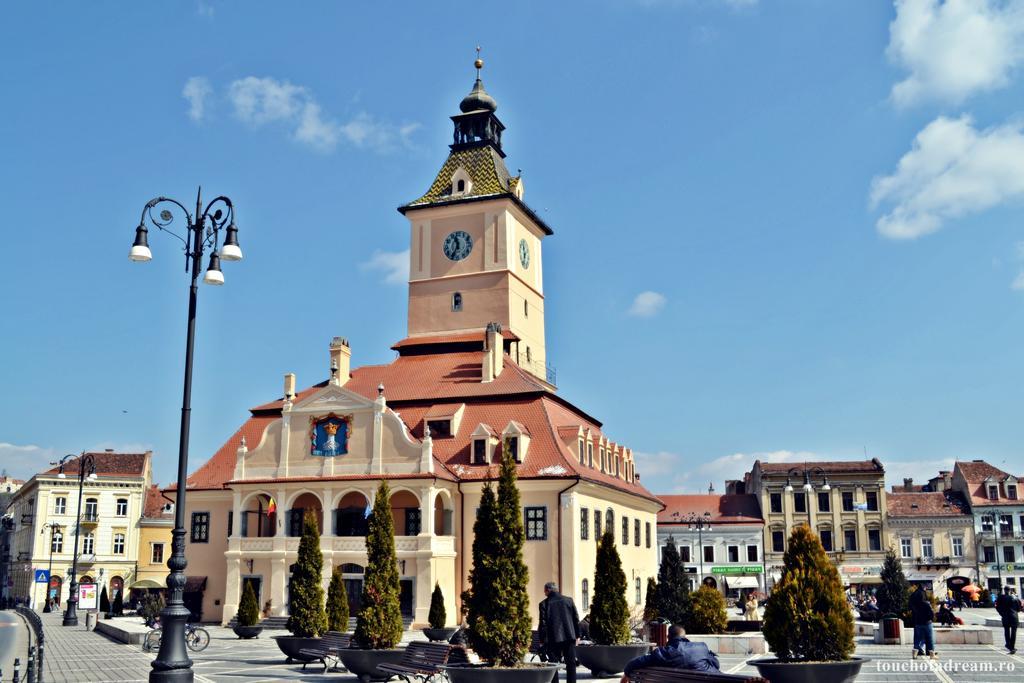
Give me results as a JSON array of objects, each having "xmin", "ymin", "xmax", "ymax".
[
  {"xmin": 15, "ymin": 605, "xmax": 44, "ymax": 682},
  {"xmin": 80, "ymin": 511, "xmax": 100, "ymax": 523}
]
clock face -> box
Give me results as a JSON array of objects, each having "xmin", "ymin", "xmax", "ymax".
[
  {"xmin": 442, "ymin": 231, "xmax": 473, "ymax": 261},
  {"xmin": 519, "ymin": 238, "xmax": 530, "ymax": 268}
]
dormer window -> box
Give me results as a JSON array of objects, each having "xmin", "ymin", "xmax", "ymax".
[
  {"xmin": 452, "ymin": 292, "xmax": 463, "ymax": 312},
  {"xmin": 473, "ymin": 439, "xmax": 488, "ymax": 465},
  {"xmin": 577, "ymin": 438, "xmax": 584, "ymax": 463},
  {"xmin": 470, "ymin": 423, "xmax": 498, "ymax": 465},
  {"xmin": 457, "ymin": 179, "xmax": 466, "ymax": 193},
  {"xmin": 599, "ymin": 447, "xmax": 605, "ymax": 472},
  {"xmin": 587, "ymin": 443, "xmax": 593, "ymax": 467},
  {"xmin": 1009, "ymin": 484, "xmax": 1018, "ymax": 500},
  {"xmin": 451, "ymin": 167, "xmax": 473, "ymax": 196},
  {"xmin": 988, "ymin": 484, "xmax": 999, "ymax": 500},
  {"xmin": 502, "ymin": 422, "xmax": 529, "ymax": 463},
  {"xmin": 426, "ymin": 419, "xmax": 452, "ymax": 438}
]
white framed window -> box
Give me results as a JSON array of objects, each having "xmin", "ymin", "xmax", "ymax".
[
  {"xmin": 921, "ymin": 537, "xmax": 933, "ymax": 558},
  {"xmin": 635, "ymin": 578, "xmax": 642, "ymax": 605},
  {"xmin": 951, "ymin": 536, "xmax": 964, "ymax": 558},
  {"xmin": 113, "ymin": 533, "xmax": 125, "ymax": 555},
  {"xmin": 524, "ymin": 507, "xmax": 547, "ymax": 541},
  {"xmin": 152, "ymin": 543, "xmax": 164, "ymax": 564},
  {"xmin": 452, "ymin": 292, "xmax": 463, "ymax": 312},
  {"xmin": 988, "ymin": 484, "xmax": 999, "ymax": 500},
  {"xmin": 582, "ymin": 579, "xmax": 590, "ymax": 610},
  {"xmin": 900, "ymin": 538, "xmax": 912, "ymax": 558},
  {"xmin": 54, "ymin": 497, "xmax": 66, "ymax": 515},
  {"xmin": 679, "ymin": 545, "xmax": 692, "ymax": 563},
  {"xmin": 82, "ymin": 532, "xmax": 95, "ymax": 555},
  {"xmin": 116, "ymin": 498, "xmax": 128, "ymax": 516},
  {"xmin": 728, "ymin": 545, "xmax": 739, "ymax": 563},
  {"xmin": 703, "ymin": 545, "xmax": 714, "ymax": 563},
  {"xmin": 747, "ymin": 545, "xmax": 758, "ymax": 562},
  {"xmin": 51, "ymin": 530, "xmax": 63, "ymax": 554}
]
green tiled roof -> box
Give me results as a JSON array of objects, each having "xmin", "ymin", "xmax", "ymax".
[{"xmin": 405, "ymin": 145, "xmax": 513, "ymax": 207}]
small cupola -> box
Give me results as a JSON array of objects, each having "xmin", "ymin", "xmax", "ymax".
[{"xmin": 451, "ymin": 50, "xmax": 506, "ymax": 156}]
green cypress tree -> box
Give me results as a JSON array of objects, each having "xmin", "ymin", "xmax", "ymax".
[
  {"xmin": 589, "ymin": 529, "xmax": 630, "ymax": 645},
  {"xmin": 112, "ymin": 588, "xmax": 124, "ymax": 616},
  {"xmin": 100, "ymin": 585, "xmax": 111, "ymax": 615},
  {"xmin": 237, "ymin": 581, "xmax": 260, "ymax": 627},
  {"xmin": 876, "ymin": 546, "xmax": 910, "ymax": 620},
  {"xmin": 326, "ymin": 566, "xmax": 350, "ymax": 632},
  {"xmin": 643, "ymin": 577, "xmax": 659, "ymax": 623},
  {"xmin": 467, "ymin": 441, "xmax": 532, "ymax": 666},
  {"xmin": 354, "ymin": 481, "xmax": 403, "ymax": 649},
  {"xmin": 763, "ymin": 525, "xmax": 854, "ymax": 662},
  {"xmin": 286, "ymin": 510, "xmax": 328, "ymax": 637},
  {"xmin": 428, "ymin": 583, "xmax": 447, "ymax": 629},
  {"xmin": 655, "ymin": 536, "xmax": 689, "ymax": 624},
  {"xmin": 683, "ymin": 585, "xmax": 727, "ymax": 634}
]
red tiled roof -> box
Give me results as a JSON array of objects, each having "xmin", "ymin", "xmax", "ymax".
[
  {"xmin": 954, "ymin": 460, "xmax": 1022, "ymax": 506},
  {"xmin": 178, "ymin": 416, "xmax": 278, "ymax": 490},
  {"xmin": 391, "ymin": 329, "xmax": 519, "ymax": 350},
  {"xmin": 44, "ymin": 452, "xmax": 149, "ymax": 478},
  {"xmin": 757, "ymin": 459, "xmax": 885, "ymax": 475},
  {"xmin": 887, "ymin": 491, "xmax": 970, "ymax": 517},
  {"xmin": 657, "ymin": 494, "xmax": 763, "ymax": 524},
  {"xmin": 142, "ymin": 485, "xmax": 173, "ymax": 518}
]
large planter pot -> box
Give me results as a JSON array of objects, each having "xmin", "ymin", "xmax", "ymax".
[
  {"xmin": 338, "ymin": 648, "xmax": 406, "ymax": 683},
  {"xmin": 751, "ymin": 657, "xmax": 869, "ymax": 683},
  {"xmin": 233, "ymin": 624, "xmax": 263, "ymax": 639},
  {"xmin": 442, "ymin": 663, "xmax": 559, "ymax": 683},
  {"xmin": 272, "ymin": 635, "xmax": 321, "ymax": 663},
  {"xmin": 422, "ymin": 626, "xmax": 458, "ymax": 642},
  {"xmin": 576, "ymin": 643, "xmax": 653, "ymax": 677}
]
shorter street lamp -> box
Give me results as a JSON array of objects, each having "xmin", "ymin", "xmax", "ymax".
[
  {"xmin": 686, "ymin": 511, "xmax": 712, "ymax": 589},
  {"xmin": 54, "ymin": 453, "xmax": 97, "ymax": 627},
  {"xmin": 40, "ymin": 522, "xmax": 63, "ymax": 612},
  {"xmin": 785, "ymin": 466, "xmax": 830, "ymax": 526},
  {"xmin": 988, "ymin": 509, "xmax": 1006, "ymax": 590}
]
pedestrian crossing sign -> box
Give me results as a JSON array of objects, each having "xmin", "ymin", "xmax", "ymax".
[{"xmin": 34, "ymin": 569, "xmax": 50, "ymax": 583}]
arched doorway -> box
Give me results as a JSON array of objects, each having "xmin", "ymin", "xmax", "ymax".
[
  {"xmin": 80, "ymin": 575, "xmax": 94, "ymax": 585},
  {"xmin": 340, "ymin": 563, "xmax": 364, "ymax": 618},
  {"xmin": 433, "ymin": 492, "xmax": 454, "ymax": 535},
  {"xmin": 110, "ymin": 576, "xmax": 124, "ymax": 610},
  {"xmin": 334, "ymin": 492, "xmax": 370, "ymax": 536},
  {"xmin": 242, "ymin": 493, "xmax": 276, "ymax": 537},
  {"xmin": 390, "ymin": 490, "xmax": 420, "ymax": 536},
  {"xmin": 288, "ymin": 492, "xmax": 324, "ymax": 536},
  {"xmin": 702, "ymin": 576, "xmax": 718, "ymax": 590},
  {"xmin": 48, "ymin": 575, "xmax": 62, "ymax": 606}
]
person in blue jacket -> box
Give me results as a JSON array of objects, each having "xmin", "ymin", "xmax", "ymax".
[{"xmin": 620, "ymin": 625, "xmax": 720, "ymax": 682}]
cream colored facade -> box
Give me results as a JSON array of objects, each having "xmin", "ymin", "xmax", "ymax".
[
  {"xmin": 885, "ymin": 511, "xmax": 976, "ymax": 591},
  {"xmin": 6, "ymin": 452, "xmax": 154, "ymax": 609},
  {"xmin": 745, "ymin": 460, "xmax": 888, "ymax": 589},
  {"xmin": 137, "ymin": 518, "xmax": 173, "ymax": 588}
]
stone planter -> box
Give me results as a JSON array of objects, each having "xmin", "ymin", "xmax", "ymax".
[
  {"xmin": 338, "ymin": 648, "xmax": 406, "ymax": 683},
  {"xmin": 233, "ymin": 624, "xmax": 263, "ymax": 639},
  {"xmin": 422, "ymin": 626, "xmax": 458, "ymax": 642},
  {"xmin": 441, "ymin": 663, "xmax": 559, "ymax": 683},
  {"xmin": 272, "ymin": 635, "xmax": 321, "ymax": 663},
  {"xmin": 751, "ymin": 657, "xmax": 868, "ymax": 683},
  {"xmin": 576, "ymin": 643, "xmax": 653, "ymax": 677}
]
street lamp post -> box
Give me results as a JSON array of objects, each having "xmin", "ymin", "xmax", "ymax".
[
  {"xmin": 54, "ymin": 452, "xmax": 97, "ymax": 626},
  {"xmin": 785, "ymin": 466, "xmax": 830, "ymax": 527},
  {"xmin": 129, "ymin": 187, "xmax": 242, "ymax": 683},
  {"xmin": 686, "ymin": 511, "xmax": 712, "ymax": 589},
  {"xmin": 988, "ymin": 509, "xmax": 1005, "ymax": 591},
  {"xmin": 40, "ymin": 522, "xmax": 62, "ymax": 612}
]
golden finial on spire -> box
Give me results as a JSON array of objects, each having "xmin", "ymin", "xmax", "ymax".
[{"xmin": 474, "ymin": 46, "xmax": 483, "ymax": 75}]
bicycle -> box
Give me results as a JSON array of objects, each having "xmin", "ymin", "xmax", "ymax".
[{"xmin": 143, "ymin": 623, "xmax": 210, "ymax": 653}]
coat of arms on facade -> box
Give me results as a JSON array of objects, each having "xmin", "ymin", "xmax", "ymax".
[{"xmin": 310, "ymin": 413, "xmax": 352, "ymax": 457}]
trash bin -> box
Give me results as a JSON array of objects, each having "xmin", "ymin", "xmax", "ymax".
[
  {"xmin": 647, "ymin": 619, "xmax": 669, "ymax": 647},
  {"xmin": 85, "ymin": 611, "xmax": 95, "ymax": 630},
  {"xmin": 881, "ymin": 615, "xmax": 902, "ymax": 643}
]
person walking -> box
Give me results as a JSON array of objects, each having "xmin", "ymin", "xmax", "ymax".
[
  {"xmin": 909, "ymin": 584, "xmax": 936, "ymax": 659},
  {"xmin": 538, "ymin": 582, "xmax": 580, "ymax": 683},
  {"xmin": 995, "ymin": 586, "xmax": 1021, "ymax": 654}
]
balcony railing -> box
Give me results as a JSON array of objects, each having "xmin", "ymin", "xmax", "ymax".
[
  {"xmin": 914, "ymin": 555, "xmax": 951, "ymax": 566},
  {"xmin": 80, "ymin": 512, "xmax": 100, "ymax": 524},
  {"xmin": 77, "ymin": 553, "xmax": 96, "ymax": 563}
]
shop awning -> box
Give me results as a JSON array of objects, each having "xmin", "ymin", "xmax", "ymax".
[
  {"xmin": 850, "ymin": 576, "xmax": 882, "ymax": 585},
  {"xmin": 184, "ymin": 576, "xmax": 207, "ymax": 592},
  {"xmin": 727, "ymin": 576, "xmax": 759, "ymax": 589},
  {"xmin": 128, "ymin": 579, "xmax": 164, "ymax": 589}
]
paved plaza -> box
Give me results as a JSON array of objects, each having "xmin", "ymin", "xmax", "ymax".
[{"xmin": 2, "ymin": 609, "xmax": 1022, "ymax": 682}]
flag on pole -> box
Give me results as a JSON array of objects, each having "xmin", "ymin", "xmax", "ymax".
[
  {"xmin": 267, "ymin": 497, "xmax": 277, "ymax": 516},
  {"xmin": 364, "ymin": 503, "xmax": 372, "ymax": 519},
  {"xmin": 853, "ymin": 502, "xmax": 868, "ymax": 511}
]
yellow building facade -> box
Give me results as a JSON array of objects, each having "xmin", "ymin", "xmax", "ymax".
[{"xmin": 176, "ymin": 61, "xmax": 662, "ymax": 626}]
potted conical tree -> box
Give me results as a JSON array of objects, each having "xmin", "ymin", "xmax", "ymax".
[
  {"xmin": 655, "ymin": 536, "xmax": 690, "ymax": 625},
  {"xmin": 752, "ymin": 525, "xmax": 866, "ymax": 683},
  {"xmin": 339, "ymin": 481, "xmax": 406, "ymax": 683},
  {"xmin": 577, "ymin": 529, "xmax": 652, "ymax": 677},
  {"xmin": 100, "ymin": 586, "xmax": 111, "ymax": 619},
  {"xmin": 274, "ymin": 510, "xmax": 328, "ymax": 662},
  {"xmin": 877, "ymin": 546, "xmax": 910, "ymax": 640},
  {"xmin": 443, "ymin": 442, "xmax": 557, "ymax": 683},
  {"xmin": 112, "ymin": 588, "xmax": 124, "ymax": 617},
  {"xmin": 423, "ymin": 584, "xmax": 456, "ymax": 641},
  {"xmin": 326, "ymin": 565, "xmax": 350, "ymax": 633},
  {"xmin": 234, "ymin": 582, "xmax": 263, "ymax": 639}
]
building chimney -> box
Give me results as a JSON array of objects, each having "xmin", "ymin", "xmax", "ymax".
[
  {"xmin": 330, "ymin": 337, "xmax": 351, "ymax": 386},
  {"xmin": 482, "ymin": 323, "xmax": 504, "ymax": 382},
  {"xmin": 284, "ymin": 373, "xmax": 296, "ymax": 402},
  {"xmin": 904, "ymin": 477, "xmax": 913, "ymax": 490}
]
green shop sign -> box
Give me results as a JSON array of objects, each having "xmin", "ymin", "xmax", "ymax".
[
  {"xmin": 988, "ymin": 564, "xmax": 1024, "ymax": 572},
  {"xmin": 711, "ymin": 566, "xmax": 763, "ymax": 575}
]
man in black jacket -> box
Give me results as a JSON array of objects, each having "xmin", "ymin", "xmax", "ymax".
[
  {"xmin": 538, "ymin": 582, "xmax": 580, "ymax": 683},
  {"xmin": 996, "ymin": 587, "xmax": 1021, "ymax": 654}
]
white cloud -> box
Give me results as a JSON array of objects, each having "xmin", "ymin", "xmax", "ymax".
[
  {"xmin": 182, "ymin": 76, "xmax": 212, "ymax": 122},
  {"xmin": 870, "ymin": 115, "xmax": 1024, "ymax": 239},
  {"xmin": 0, "ymin": 442, "xmax": 57, "ymax": 481},
  {"xmin": 1012, "ymin": 271, "xmax": 1024, "ymax": 290},
  {"xmin": 361, "ymin": 249, "xmax": 410, "ymax": 285},
  {"xmin": 887, "ymin": 0, "xmax": 1024, "ymax": 107},
  {"xmin": 628, "ymin": 291, "xmax": 667, "ymax": 317},
  {"xmin": 633, "ymin": 449, "xmax": 814, "ymax": 494},
  {"xmin": 224, "ymin": 76, "xmax": 418, "ymax": 154}
]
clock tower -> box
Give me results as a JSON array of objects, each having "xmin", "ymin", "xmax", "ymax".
[{"xmin": 398, "ymin": 57, "xmax": 553, "ymax": 383}]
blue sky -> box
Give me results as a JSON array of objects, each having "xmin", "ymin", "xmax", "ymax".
[{"xmin": 2, "ymin": 1, "xmax": 1023, "ymax": 491}]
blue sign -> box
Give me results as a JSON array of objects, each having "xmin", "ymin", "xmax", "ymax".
[
  {"xmin": 34, "ymin": 569, "xmax": 49, "ymax": 584},
  {"xmin": 310, "ymin": 414, "xmax": 350, "ymax": 457}
]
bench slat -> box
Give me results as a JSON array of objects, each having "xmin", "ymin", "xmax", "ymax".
[{"xmin": 631, "ymin": 666, "xmax": 768, "ymax": 683}]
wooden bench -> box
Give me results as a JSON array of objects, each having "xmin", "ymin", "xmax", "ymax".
[
  {"xmin": 526, "ymin": 630, "xmax": 545, "ymax": 662},
  {"xmin": 630, "ymin": 667, "xmax": 768, "ymax": 683},
  {"xmin": 298, "ymin": 631, "xmax": 352, "ymax": 672},
  {"xmin": 376, "ymin": 641, "xmax": 469, "ymax": 682}
]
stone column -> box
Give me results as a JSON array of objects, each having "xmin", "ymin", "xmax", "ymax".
[
  {"xmin": 223, "ymin": 556, "xmax": 241, "ymax": 625},
  {"xmin": 271, "ymin": 557, "xmax": 288, "ymax": 617}
]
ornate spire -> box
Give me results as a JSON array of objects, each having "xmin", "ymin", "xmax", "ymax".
[
  {"xmin": 460, "ymin": 47, "xmax": 497, "ymax": 113},
  {"xmin": 452, "ymin": 48, "xmax": 505, "ymax": 154}
]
